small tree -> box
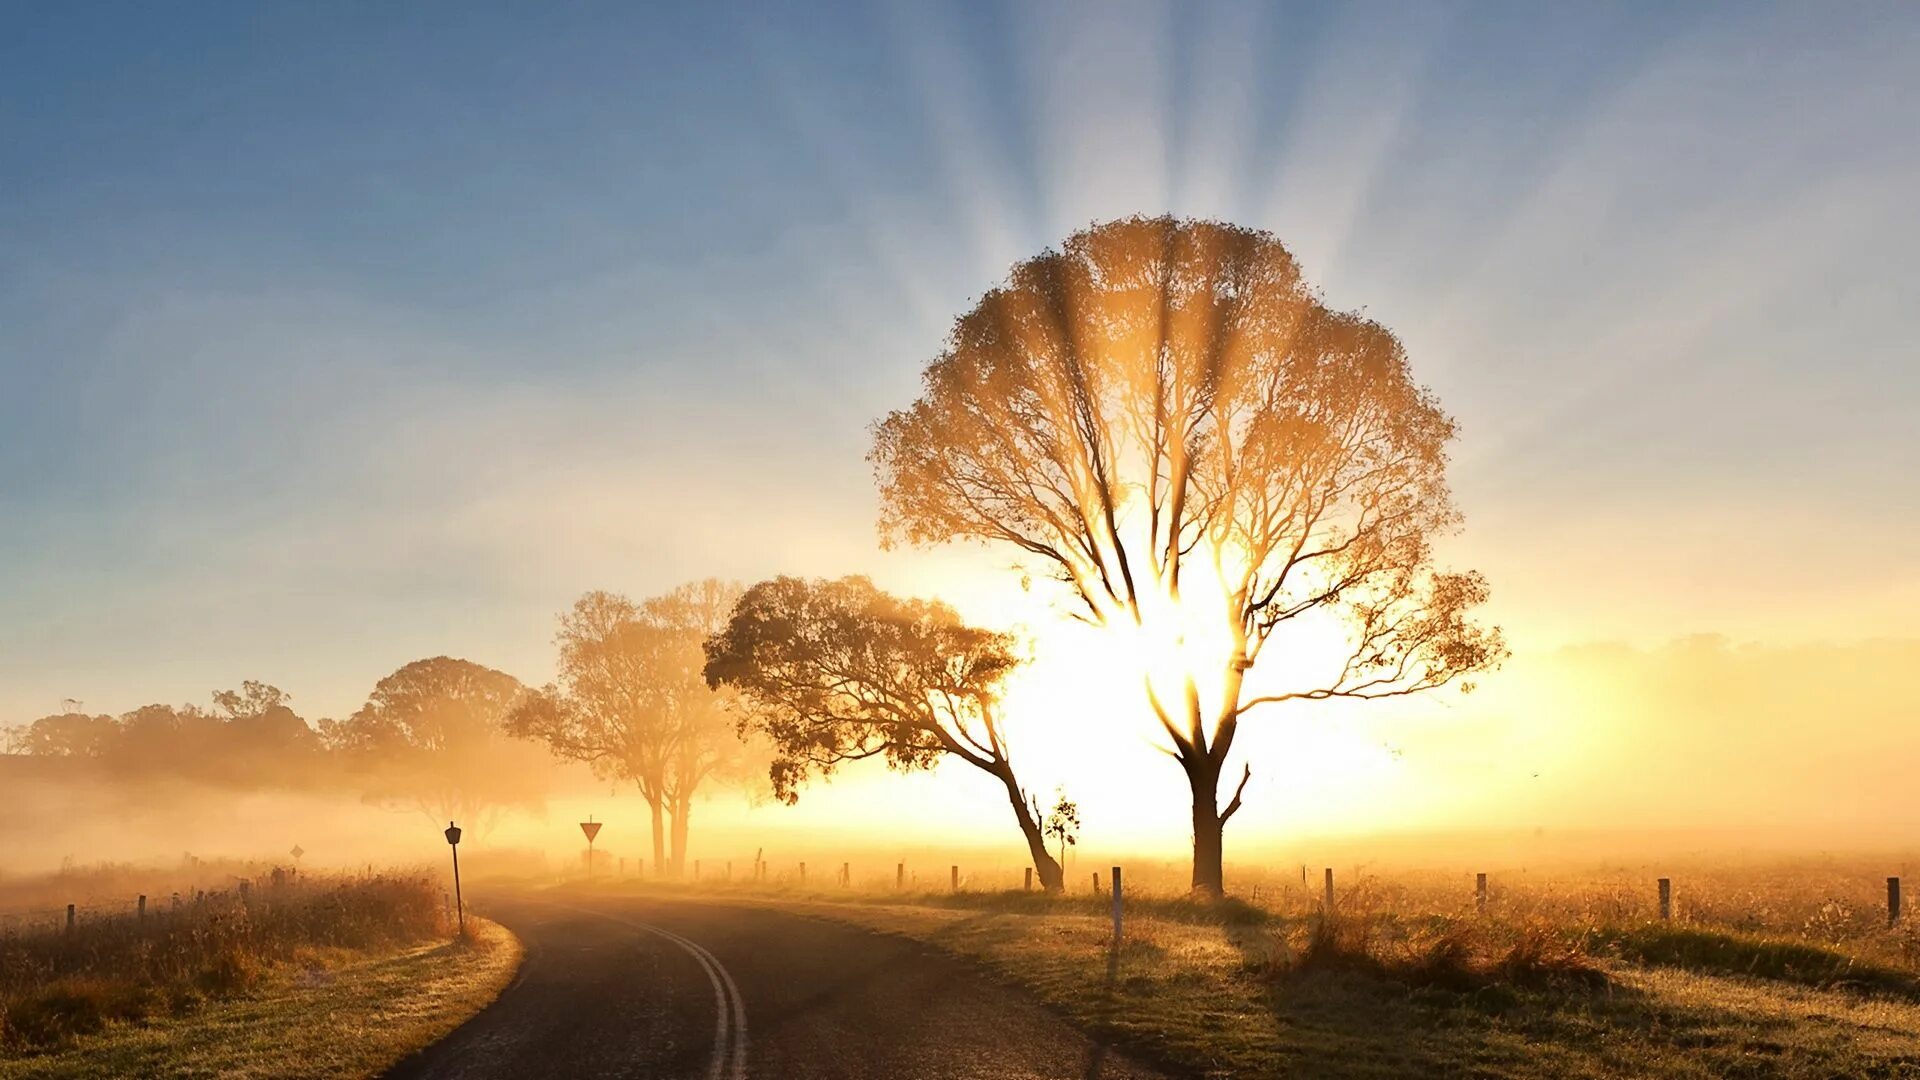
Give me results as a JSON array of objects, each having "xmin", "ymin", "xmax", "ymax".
[
  {"xmin": 704, "ymin": 575, "xmax": 1066, "ymax": 892},
  {"xmin": 1044, "ymin": 789, "xmax": 1080, "ymax": 873}
]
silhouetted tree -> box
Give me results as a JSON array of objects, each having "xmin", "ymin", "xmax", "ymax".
[
  {"xmin": 321, "ymin": 657, "xmax": 542, "ymax": 836},
  {"xmin": 704, "ymin": 575, "xmax": 1066, "ymax": 892},
  {"xmin": 871, "ymin": 215, "xmax": 1506, "ymax": 896},
  {"xmin": 1045, "ymin": 789, "xmax": 1079, "ymax": 873},
  {"xmin": 508, "ymin": 582, "xmax": 751, "ymax": 876}
]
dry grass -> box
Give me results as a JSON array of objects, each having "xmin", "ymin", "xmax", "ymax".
[
  {"xmin": 0, "ymin": 869, "xmax": 522, "ymax": 1078},
  {"xmin": 0, "ymin": 918, "xmax": 520, "ymax": 1080},
  {"xmin": 647, "ymin": 855, "xmax": 1920, "ymax": 1078},
  {"xmin": 0, "ymin": 873, "xmax": 449, "ymax": 1051}
]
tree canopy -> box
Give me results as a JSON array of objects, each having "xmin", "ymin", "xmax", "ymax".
[
  {"xmin": 705, "ymin": 575, "xmax": 1066, "ymax": 891},
  {"xmin": 320, "ymin": 656, "xmax": 545, "ymax": 835},
  {"xmin": 870, "ymin": 215, "xmax": 1505, "ymax": 894}
]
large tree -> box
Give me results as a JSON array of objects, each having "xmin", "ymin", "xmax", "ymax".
[
  {"xmin": 508, "ymin": 582, "xmax": 750, "ymax": 876},
  {"xmin": 321, "ymin": 657, "xmax": 543, "ymax": 836},
  {"xmin": 871, "ymin": 215, "xmax": 1505, "ymax": 896},
  {"xmin": 704, "ymin": 575, "xmax": 1066, "ymax": 891}
]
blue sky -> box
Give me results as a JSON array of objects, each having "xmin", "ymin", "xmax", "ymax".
[{"xmin": 3, "ymin": 1, "xmax": 1917, "ymax": 724}]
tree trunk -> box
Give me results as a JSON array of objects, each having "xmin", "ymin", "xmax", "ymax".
[
  {"xmin": 669, "ymin": 796, "xmax": 691, "ymax": 878},
  {"xmin": 647, "ymin": 796, "xmax": 666, "ymax": 876},
  {"xmin": 1187, "ymin": 756, "xmax": 1226, "ymax": 897},
  {"xmin": 992, "ymin": 764, "xmax": 1065, "ymax": 892}
]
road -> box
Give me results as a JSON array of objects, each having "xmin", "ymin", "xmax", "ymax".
[{"xmin": 385, "ymin": 889, "xmax": 1175, "ymax": 1080}]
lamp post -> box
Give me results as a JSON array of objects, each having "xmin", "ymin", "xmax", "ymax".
[{"xmin": 444, "ymin": 821, "xmax": 464, "ymax": 936}]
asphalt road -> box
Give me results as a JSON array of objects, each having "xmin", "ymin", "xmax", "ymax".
[{"xmin": 385, "ymin": 889, "xmax": 1173, "ymax": 1080}]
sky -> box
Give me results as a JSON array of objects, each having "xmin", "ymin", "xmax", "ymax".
[{"xmin": 3, "ymin": 2, "xmax": 1918, "ymax": 858}]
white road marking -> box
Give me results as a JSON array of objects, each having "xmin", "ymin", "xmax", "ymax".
[{"xmin": 537, "ymin": 899, "xmax": 749, "ymax": 1080}]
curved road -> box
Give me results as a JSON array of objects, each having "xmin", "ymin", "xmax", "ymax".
[{"xmin": 386, "ymin": 889, "xmax": 1173, "ymax": 1080}]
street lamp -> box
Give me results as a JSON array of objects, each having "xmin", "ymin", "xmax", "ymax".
[{"xmin": 444, "ymin": 821, "xmax": 464, "ymax": 936}]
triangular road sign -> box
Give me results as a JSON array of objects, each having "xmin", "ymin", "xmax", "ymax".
[{"xmin": 580, "ymin": 821, "xmax": 602, "ymax": 842}]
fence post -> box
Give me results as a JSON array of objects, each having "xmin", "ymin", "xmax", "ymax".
[
  {"xmin": 138, "ymin": 894, "xmax": 147, "ymax": 921},
  {"xmin": 1658, "ymin": 878, "xmax": 1672, "ymax": 921},
  {"xmin": 1092, "ymin": 871, "xmax": 1100, "ymax": 895},
  {"xmin": 1024, "ymin": 867, "xmax": 1033, "ymax": 892},
  {"xmin": 1111, "ymin": 866, "xmax": 1123, "ymax": 947},
  {"xmin": 1323, "ymin": 868, "xmax": 1335, "ymax": 912},
  {"xmin": 800, "ymin": 862, "xmax": 807, "ymax": 885},
  {"xmin": 1475, "ymin": 872, "xmax": 1487, "ymax": 913},
  {"xmin": 1891, "ymin": 877, "xmax": 1903, "ymax": 927},
  {"xmin": 841, "ymin": 862, "xmax": 849, "ymax": 886},
  {"xmin": 896, "ymin": 862, "xmax": 904, "ymax": 890},
  {"xmin": 66, "ymin": 903, "xmax": 75, "ymax": 933},
  {"xmin": 951, "ymin": 865, "xmax": 959, "ymax": 893}
]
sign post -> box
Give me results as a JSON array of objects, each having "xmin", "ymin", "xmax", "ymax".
[
  {"xmin": 443, "ymin": 822, "xmax": 464, "ymax": 936},
  {"xmin": 290, "ymin": 844, "xmax": 304, "ymax": 881},
  {"xmin": 580, "ymin": 817, "xmax": 603, "ymax": 882}
]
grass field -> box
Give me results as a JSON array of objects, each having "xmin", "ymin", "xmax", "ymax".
[{"xmin": 641, "ymin": 854, "xmax": 1920, "ymax": 1078}]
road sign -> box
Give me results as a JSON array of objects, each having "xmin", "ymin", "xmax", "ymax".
[
  {"xmin": 290, "ymin": 845, "xmax": 305, "ymax": 860},
  {"xmin": 580, "ymin": 820, "xmax": 602, "ymax": 842}
]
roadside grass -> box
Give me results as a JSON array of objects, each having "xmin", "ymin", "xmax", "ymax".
[
  {"xmin": 727, "ymin": 892, "xmax": 1920, "ymax": 1078},
  {"xmin": 0, "ymin": 874, "xmax": 449, "ymax": 1051},
  {"xmin": 0, "ymin": 917, "xmax": 519, "ymax": 1080}
]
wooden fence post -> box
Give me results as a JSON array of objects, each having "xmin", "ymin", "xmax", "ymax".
[
  {"xmin": 800, "ymin": 862, "xmax": 807, "ymax": 885},
  {"xmin": 138, "ymin": 894, "xmax": 146, "ymax": 921},
  {"xmin": 1024, "ymin": 867, "xmax": 1033, "ymax": 892},
  {"xmin": 1476, "ymin": 872, "xmax": 1487, "ymax": 913},
  {"xmin": 1111, "ymin": 866, "xmax": 1123, "ymax": 947},
  {"xmin": 1658, "ymin": 878, "xmax": 1672, "ymax": 921},
  {"xmin": 1890, "ymin": 877, "xmax": 1902, "ymax": 927},
  {"xmin": 950, "ymin": 865, "xmax": 959, "ymax": 893},
  {"xmin": 66, "ymin": 903, "xmax": 75, "ymax": 933},
  {"xmin": 1092, "ymin": 871, "xmax": 1100, "ymax": 895},
  {"xmin": 1323, "ymin": 868, "xmax": 1335, "ymax": 912},
  {"xmin": 896, "ymin": 862, "xmax": 904, "ymax": 889}
]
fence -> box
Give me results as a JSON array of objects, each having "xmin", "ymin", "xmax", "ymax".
[
  {"xmin": 556, "ymin": 851, "xmax": 1919, "ymax": 947},
  {"xmin": 0, "ymin": 866, "xmax": 305, "ymax": 937}
]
